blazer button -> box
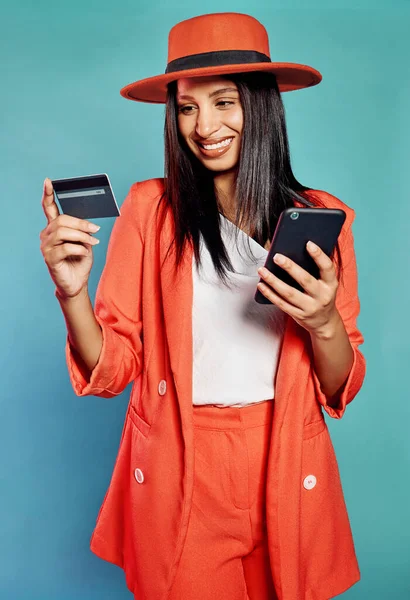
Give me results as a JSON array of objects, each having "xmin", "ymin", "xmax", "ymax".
[
  {"xmin": 158, "ymin": 380, "xmax": 167, "ymax": 396},
  {"xmin": 303, "ymin": 475, "xmax": 317, "ymax": 490},
  {"xmin": 134, "ymin": 468, "xmax": 144, "ymax": 484}
]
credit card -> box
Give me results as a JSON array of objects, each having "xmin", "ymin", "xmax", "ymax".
[{"xmin": 51, "ymin": 173, "xmax": 121, "ymax": 219}]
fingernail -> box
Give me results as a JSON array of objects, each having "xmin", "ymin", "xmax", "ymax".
[
  {"xmin": 89, "ymin": 224, "xmax": 100, "ymax": 232},
  {"xmin": 307, "ymin": 241, "xmax": 318, "ymax": 251},
  {"xmin": 274, "ymin": 253, "xmax": 286, "ymax": 265}
]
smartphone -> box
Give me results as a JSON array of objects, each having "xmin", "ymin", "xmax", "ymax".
[
  {"xmin": 51, "ymin": 173, "xmax": 121, "ymax": 219},
  {"xmin": 254, "ymin": 207, "xmax": 346, "ymax": 304}
]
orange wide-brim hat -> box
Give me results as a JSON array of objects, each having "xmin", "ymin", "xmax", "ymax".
[{"xmin": 120, "ymin": 12, "xmax": 322, "ymax": 104}]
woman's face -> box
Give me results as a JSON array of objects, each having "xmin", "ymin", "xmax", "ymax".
[{"xmin": 176, "ymin": 75, "xmax": 243, "ymax": 174}]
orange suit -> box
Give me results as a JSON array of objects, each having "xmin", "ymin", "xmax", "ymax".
[{"xmin": 62, "ymin": 178, "xmax": 366, "ymax": 599}]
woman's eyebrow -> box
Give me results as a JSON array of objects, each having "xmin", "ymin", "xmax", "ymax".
[{"xmin": 178, "ymin": 87, "xmax": 238, "ymax": 101}]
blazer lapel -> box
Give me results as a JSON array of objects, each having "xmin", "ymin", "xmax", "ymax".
[
  {"xmin": 274, "ymin": 317, "xmax": 308, "ymax": 415},
  {"xmin": 159, "ymin": 226, "xmax": 194, "ymax": 415}
]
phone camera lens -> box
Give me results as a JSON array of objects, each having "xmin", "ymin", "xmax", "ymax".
[{"xmin": 290, "ymin": 211, "xmax": 299, "ymax": 220}]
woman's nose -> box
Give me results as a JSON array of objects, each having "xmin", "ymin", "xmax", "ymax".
[{"xmin": 195, "ymin": 108, "xmax": 220, "ymax": 139}]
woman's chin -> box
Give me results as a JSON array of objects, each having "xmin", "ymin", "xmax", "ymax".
[{"xmin": 198, "ymin": 156, "xmax": 239, "ymax": 174}]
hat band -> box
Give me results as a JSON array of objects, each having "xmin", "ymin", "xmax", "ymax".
[{"xmin": 165, "ymin": 49, "xmax": 271, "ymax": 74}]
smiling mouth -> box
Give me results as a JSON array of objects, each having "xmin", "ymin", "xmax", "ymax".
[
  {"xmin": 195, "ymin": 137, "xmax": 235, "ymax": 158},
  {"xmin": 198, "ymin": 137, "xmax": 234, "ymax": 150}
]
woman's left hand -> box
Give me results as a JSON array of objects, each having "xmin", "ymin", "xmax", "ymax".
[{"xmin": 257, "ymin": 240, "xmax": 340, "ymax": 337}]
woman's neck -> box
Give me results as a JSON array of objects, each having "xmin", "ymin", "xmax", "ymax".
[{"xmin": 214, "ymin": 170, "xmax": 271, "ymax": 251}]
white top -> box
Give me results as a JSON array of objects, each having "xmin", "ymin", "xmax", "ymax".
[{"xmin": 192, "ymin": 214, "xmax": 286, "ymax": 407}]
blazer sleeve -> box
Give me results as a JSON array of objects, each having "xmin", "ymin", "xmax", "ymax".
[
  {"xmin": 312, "ymin": 212, "xmax": 366, "ymax": 419},
  {"xmin": 60, "ymin": 182, "xmax": 144, "ymax": 398}
]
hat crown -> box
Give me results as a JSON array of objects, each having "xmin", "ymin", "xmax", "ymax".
[{"xmin": 167, "ymin": 13, "xmax": 271, "ymax": 65}]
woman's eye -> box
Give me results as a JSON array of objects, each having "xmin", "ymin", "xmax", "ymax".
[
  {"xmin": 178, "ymin": 100, "xmax": 236, "ymax": 114},
  {"xmin": 179, "ymin": 105, "xmax": 195, "ymax": 115}
]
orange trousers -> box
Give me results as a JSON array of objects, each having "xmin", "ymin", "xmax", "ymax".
[{"xmin": 169, "ymin": 400, "xmax": 277, "ymax": 600}]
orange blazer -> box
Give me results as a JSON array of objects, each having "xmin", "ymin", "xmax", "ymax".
[{"xmin": 63, "ymin": 178, "xmax": 366, "ymax": 600}]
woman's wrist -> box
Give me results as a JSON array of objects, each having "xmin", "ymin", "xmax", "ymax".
[
  {"xmin": 55, "ymin": 285, "xmax": 89, "ymax": 304},
  {"xmin": 309, "ymin": 309, "xmax": 343, "ymax": 342}
]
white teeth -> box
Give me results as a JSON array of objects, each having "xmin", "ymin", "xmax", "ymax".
[{"xmin": 202, "ymin": 138, "xmax": 233, "ymax": 150}]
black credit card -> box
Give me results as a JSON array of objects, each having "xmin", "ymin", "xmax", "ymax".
[{"xmin": 51, "ymin": 173, "xmax": 121, "ymax": 219}]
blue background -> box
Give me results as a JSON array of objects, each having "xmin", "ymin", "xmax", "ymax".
[{"xmin": 2, "ymin": 0, "xmax": 410, "ymax": 598}]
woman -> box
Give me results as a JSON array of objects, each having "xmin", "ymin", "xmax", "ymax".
[{"xmin": 40, "ymin": 13, "xmax": 366, "ymax": 600}]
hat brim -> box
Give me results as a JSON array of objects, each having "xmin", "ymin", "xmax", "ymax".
[{"xmin": 120, "ymin": 62, "xmax": 322, "ymax": 103}]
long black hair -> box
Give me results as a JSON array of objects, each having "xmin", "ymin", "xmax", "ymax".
[{"xmin": 159, "ymin": 70, "xmax": 342, "ymax": 282}]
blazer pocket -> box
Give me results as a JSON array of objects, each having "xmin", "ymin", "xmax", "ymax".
[
  {"xmin": 303, "ymin": 418, "xmax": 326, "ymax": 440},
  {"xmin": 127, "ymin": 404, "xmax": 151, "ymax": 438}
]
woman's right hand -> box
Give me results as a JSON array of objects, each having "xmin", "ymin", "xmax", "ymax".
[{"xmin": 40, "ymin": 178, "xmax": 101, "ymax": 300}]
